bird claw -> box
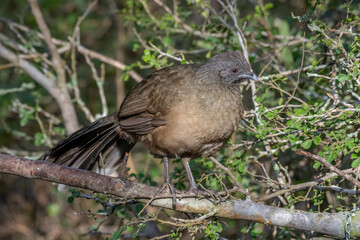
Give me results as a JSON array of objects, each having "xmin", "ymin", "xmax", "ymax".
[
  {"xmin": 190, "ymin": 187, "xmax": 225, "ymax": 204},
  {"xmin": 156, "ymin": 182, "xmax": 177, "ymax": 209}
]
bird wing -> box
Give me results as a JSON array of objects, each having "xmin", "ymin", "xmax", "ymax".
[{"xmin": 118, "ymin": 64, "xmax": 199, "ymax": 135}]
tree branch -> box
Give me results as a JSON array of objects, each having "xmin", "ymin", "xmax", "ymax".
[
  {"xmin": 27, "ymin": 0, "xmax": 66, "ymax": 87},
  {"xmin": 0, "ymin": 18, "xmax": 143, "ymax": 83},
  {"xmin": 295, "ymin": 150, "xmax": 360, "ymax": 188},
  {"xmin": 0, "ymin": 153, "xmax": 359, "ymax": 238},
  {"xmin": 27, "ymin": 0, "xmax": 79, "ymax": 133},
  {"xmin": 257, "ymin": 168, "xmax": 355, "ymax": 201},
  {"xmin": 0, "ymin": 42, "xmax": 78, "ymax": 133}
]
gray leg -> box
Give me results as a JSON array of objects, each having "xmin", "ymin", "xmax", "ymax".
[
  {"xmin": 163, "ymin": 156, "xmax": 170, "ymax": 183},
  {"xmin": 120, "ymin": 152, "xmax": 129, "ymax": 177},
  {"xmin": 181, "ymin": 157, "xmax": 197, "ymax": 191},
  {"xmin": 160, "ymin": 157, "xmax": 176, "ymax": 209}
]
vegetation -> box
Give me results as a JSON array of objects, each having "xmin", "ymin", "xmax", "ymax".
[{"xmin": 0, "ymin": 0, "xmax": 360, "ymax": 239}]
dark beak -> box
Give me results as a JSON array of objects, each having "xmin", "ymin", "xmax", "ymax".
[{"xmin": 239, "ymin": 72, "xmax": 258, "ymax": 81}]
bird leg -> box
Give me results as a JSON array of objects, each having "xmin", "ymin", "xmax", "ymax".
[
  {"xmin": 181, "ymin": 157, "xmax": 198, "ymax": 192},
  {"xmin": 182, "ymin": 157, "xmax": 224, "ymax": 203},
  {"xmin": 156, "ymin": 157, "xmax": 176, "ymax": 209},
  {"xmin": 119, "ymin": 152, "xmax": 129, "ymax": 177}
]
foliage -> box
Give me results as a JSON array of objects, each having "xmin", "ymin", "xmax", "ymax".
[{"xmin": 1, "ymin": 0, "xmax": 360, "ymax": 239}]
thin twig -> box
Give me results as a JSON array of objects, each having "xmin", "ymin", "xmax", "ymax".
[
  {"xmin": 257, "ymin": 168, "xmax": 354, "ymax": 201},
  {"xmin": 84, "ymin": 54, "xmax": 108, "ymax": 117},
  {"xmin": 295, "ymin": 150, "xmax": 360, "ymax": 189},
  {"xmin": 209, "ymin": 156, "xmax": 248, "ymax": 195},
  {"xmin": 0, "ymin": 18, "xmax": 143, "ymax": 82},
  {"xmin": 259, "ymin": 64, "xmax": 329, "ymax": 81}
]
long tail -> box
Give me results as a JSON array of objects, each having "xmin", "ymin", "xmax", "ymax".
[{"xmin": 42, "ymin": 112, "xmax": 135, "ymax": 176}]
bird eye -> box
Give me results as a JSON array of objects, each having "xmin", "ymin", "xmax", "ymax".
[{"xmin": 231, "ymin": 68, "xmax": 238, "ymax": 74}]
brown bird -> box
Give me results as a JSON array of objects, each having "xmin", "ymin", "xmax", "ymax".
[{"xmin": 42, "ymin": 50, "xmax": 257, "ymax": 193}]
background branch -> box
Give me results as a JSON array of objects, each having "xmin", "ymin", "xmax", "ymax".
[
  {"xmin": 0, "ymin": 18, "xmax": 143, "ymax": 82},
  {"xmin": 0, "ymin": 42, "xmax": 79, "ymax": 133},
  {"xmin": 27, "ymin": 0, "xmax": 79, "ymax": 133},
  {"xmin": 295, "ymin": 150, "xmax": 360, "ymax": 189}
]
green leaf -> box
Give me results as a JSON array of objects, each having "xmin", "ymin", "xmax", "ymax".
[
  {"xmin": 313, "ymin": 135, "xmax": 322, "ymax": 145},
  {"xmin": 255, "ymin": 5, "xmax": 261, "ymax": 15},
  {"xmin": 47, "ymin": 203, "xmax": 61, "ymax": 217},
  {"xmin": 206, "ymin": 51, "xmax": 211, "ymax": 59},
  {"xmin": 20, "ymin": 110, "xmax": 34, "ymax": 126},
  {"xmin": 132, "ymin": 42, "xmax": 139, "ymax": 52},
  {"xmin": 308, "ymin": 22, "xmax": 321, "ymax": 32},
  {"xmin": 237, "ymin": 163, "xmax": 245, "ymax": 174},
  {"xmin": 67, "ymin": 188, "xmax": 80, "ymax": 203},
  {"xmin": 301, "ymin": 139, "xmax": 312, "ymax": 149},
  {"xmin": 264, "ymin": 3, "xmax": 274, "ymax": 10},
  {"xmin": 281, "ymin": 47, "xmax": 294, "ymax": 66},
  {"xmin": 20, "ymin": 115, "xmax": 30, "ymax": 126},
  {"xmin": 110, "ymin": 227, "xmax": 127, "ymax": 240},
  {"xmin": 279, "ymin": 20, "xmax": 290, "ymax": 36},
  {"xmin": 34, "ymin": 132, "xmax": 44, "ymax": 146},
  {"xmin": 163, "ymin": 35, "xmax": 171, "ymax": 46},
  {"xmin": 354, "ymin": 66, "xmax": 358, "ymax": 78},
  {"xmin": 313, "ymin": 161, "xmax": 321, "ymax": 169},
  {"xmin": 351, "ymin": 158, "xmax": 360, "ymax": 168},
  {"xmin": 337, "ymin": 74, "xmax": 348, "ymax": 82},
  {"xmin": 278, "ymin": 98, "xmax": 283, "ymax": 105},
  {"xmin": 291, "ymin": 13, "xmax": 309, "ymax": 22},
  {"xmin": 135, "ymin": 203, "xmax": 144, "ymax": 215}
]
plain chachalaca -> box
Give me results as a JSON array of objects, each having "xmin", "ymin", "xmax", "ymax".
[{"xmin": 42, "ymin": 50, "xmax": 257, "ymax": 192}]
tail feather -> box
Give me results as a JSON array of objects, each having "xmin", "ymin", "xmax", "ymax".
[
  {"xmin": 42, "ymin": 113, "xmax": 135, "ymax": 176},
  {"xmin": 62, "ymin": 127, "xmax": 118, "ymax": 171}
]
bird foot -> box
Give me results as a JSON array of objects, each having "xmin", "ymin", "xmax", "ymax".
[
  {"xmin": 189, "ymin": 187, "xmax": 224, "ymax": 204},
  {"xmin": 156, "ymin": 182, "xmax": 177, "ymax": 209}
]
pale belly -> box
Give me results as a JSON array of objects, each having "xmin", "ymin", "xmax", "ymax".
[{"xmin": 141, "ymin": 95, "xmax": 243, "ymax": 158}]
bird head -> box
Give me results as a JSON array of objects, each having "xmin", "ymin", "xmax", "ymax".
[{"xmin": 197, "ymin": 50, "xmax": 257, "ymax": 85}]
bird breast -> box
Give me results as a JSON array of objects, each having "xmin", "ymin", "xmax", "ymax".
[{"xmin": 142, "ymin": 84, "xmax": 243, "ymax": 158}]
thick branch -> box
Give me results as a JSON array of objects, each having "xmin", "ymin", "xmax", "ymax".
[{"xmin": 0, "ymin": 153, "xmax": 359, "ymax": 238}]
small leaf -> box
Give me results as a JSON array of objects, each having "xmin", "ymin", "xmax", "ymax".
[
  {"xmin": 132, "ymin": 43, "xmax": 139, "ymax": 52},
  {"xmin": 67, "ymin": 188, "xmax": 80, "ymax": 203},
  {"xmin": 164, "ymin": 35, "xmax": 171, "ymax": 46},
  {"xmin": 237, "ymin": 164, "xmax": 245, "ymax": 174},
  {"xmin": 278, "ymin": 98, "xmax": 283, "ymax": 105},
  {"xmin": 351, "ymin": 158, "xmax": 360, "ymax": 168},
  {"xmin": 20, "ymin": 115, "xmax": 30, "ymax": 126},
  {"xmin": 264, "ymin": 3, "xmax": 274, "ymax": 10},
  {"xmin": 313, "ymin": 135, "xmax": 322, "ymax": 145},
  {"xmin": 301, "ymin": 139, "xmax": 312, "ymax": 149},
  {"xmin": 47, "ymin": 203, "xmax": 61, "ymax": 217},
  {"xmin": 135, "ymin": 203, "xmax": 144, "ymax": 215},
  {"xmin": 313, "ymin": 161, "xmax": 321, "ymax": 169},
  {"xmin": 308, "ymin": 22, "xmax": 321, "ymax": 32},
  {"xmin": 34, "ymin": 132, "xmax": 44, "ymax": 146},
  {"xmin": 337, "ymin": 74, "xmax": 348, "ymax": 82},
  {"xmin": 353, "ymin": 66, "xmax": 358, "ymax": 78},
  {"xmin": 255, "ymin": 5, "xmax": 261, "ymax": 14},
  {"xmin": 206, "ymin": 51, "xmax": 211, "ymax": 59}
]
